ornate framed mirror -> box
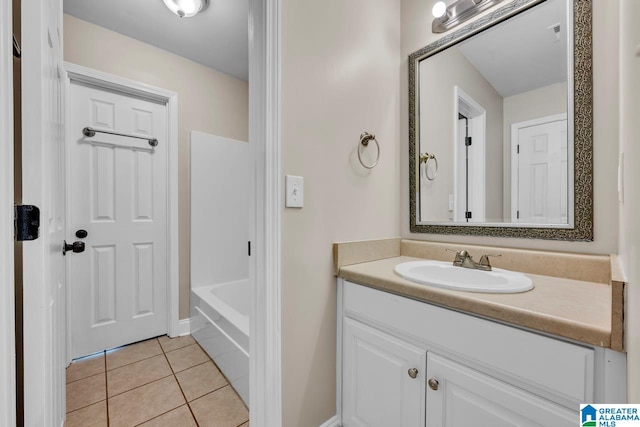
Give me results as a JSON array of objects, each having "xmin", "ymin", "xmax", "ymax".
[{"xmin": 408, "ymin": 0, "xmax": 592, "ymax": 240}]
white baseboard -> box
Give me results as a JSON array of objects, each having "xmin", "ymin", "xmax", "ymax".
[
  {"xmin": 177, "ymin": 318, "xmax": 191, "ymax": 336},
  {"xmin": 319, "ymin": 415, "xmax": 340, "ymax": 427}
]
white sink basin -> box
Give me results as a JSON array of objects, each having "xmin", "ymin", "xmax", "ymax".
[{"xmin": 394, "ymin": 260, "xmax": 533, "ymax": 293}]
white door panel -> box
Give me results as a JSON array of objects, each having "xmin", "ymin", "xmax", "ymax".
[
  {"xmin": 21, "ymin": 0, "xmax": 66, "ymax": 425},
  {"xmin": 342, "ymin": 318, "xmax": 425, "ymax": 427},
  {"xmin": 68, "ymin": 82, "xmax": 168, "ymax": 358},
  {"xmin": 426, "ymin": 353, "xmax": 574, "ymax": 427},
  {"xmin": 0, "ymin": 1, "xmax": 16, "ymax": 424},
  {"xmin": 514, "ymin": 116, "xmax": 567, "ymax": 224}
]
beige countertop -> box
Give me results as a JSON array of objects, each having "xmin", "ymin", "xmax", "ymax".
[{"xmin": 338, "ymin": 255, "xmax": 615, "ymax": 349}]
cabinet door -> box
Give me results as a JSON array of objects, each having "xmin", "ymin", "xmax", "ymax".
[
  {"xmin": 343, "ymin": 318, "xmax": 426, "ymax": 427},
  {"xmin": 425, "ymin": 353, "xmax": 575, "ymax": 427}
]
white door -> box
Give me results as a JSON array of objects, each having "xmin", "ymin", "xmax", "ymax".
[
  {"xmin": 425, "ymin": 352, "xmax": 575, "ymax": 427},
  {"xmin": 0, "ymin": 1, "xmax": 16, "ymax": 426},
  {"xmin": 342, "ymin": 318, "xmax": 426, "ymax": 427},
  {"xmin": 21, "ymin": 0, "xmax": 66, "ymax": 425},
  {"xmin": 512, "ymin": 115, "xmax": 568, "ymax": 224},
  {"xmin": 67, "ymin": 82, "xmax": 168, "ymax": 358}
]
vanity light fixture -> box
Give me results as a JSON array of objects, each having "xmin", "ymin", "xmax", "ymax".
[
  {"xmin": 432, "ymin": 1, "xmax": 447, "ymax": 18},
  {"xmin": 162, "ymin": 0, "xmax": 209, "ymax": 18},
  {"xmin": 432, "ymin": 0, "xmax": 506, "ymax": 33}
]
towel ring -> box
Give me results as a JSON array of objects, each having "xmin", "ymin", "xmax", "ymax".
[
  {"xmin": 420, "ymin": 152, "xmax": 438, "ymax": 181},
  {"xmin": 358, "ymin": 132, "xmax": 380, "ymax": 169}
]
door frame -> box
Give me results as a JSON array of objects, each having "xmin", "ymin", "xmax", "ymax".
[
  {"xmin": 15, "ymin": 0, "xmax": 282, "ymax": 424},
  {"xmin": 510, "ymin": 112, "xmax": 568, "ymax": 223},
  {"xmin": 63, "ymin": 63, "xmax": 181, "ymax": 361},
  {"xmin": 0, "ymin": 0, "xmax": 16, "ymax": 425},
  {"xmin": 453, "ymin": 86, "xmax": 486, "ymax": 223},
  {"xmin": 249, "ymin": 0, "xmax": 283, "ymax": 424}
]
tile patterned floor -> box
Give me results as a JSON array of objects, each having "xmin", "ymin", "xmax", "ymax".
[{"xmin": 65, "ymin": 335, "xmax": 249, "ymax": 427}]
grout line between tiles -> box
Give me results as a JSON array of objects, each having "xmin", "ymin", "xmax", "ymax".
[
  {"xmin": 158, "ymin": 338, "xmax": 195, "ymax": 354},
  {"xmin": 106, "ymin": 372, "xmax": 175, "ymax": 399},
  {"xmin": 176, "ymin": 359, "xmax": 211, "ymax": 375},
  {"xmin": 132, "ymin": 404, "xmax": 195, "ymax": 427},
  {"xmin": 66, "ymin": 398, "xmax": 108, "ymax": 416},
  {"xmin": 161, "ymin": 343, "xmax": 177, "ymax": 375},
  {"xmin": 190, "ymin": 341, "xmax": 248, "ymax": 413},
  {"xmin": 189, "ymin": 386, "xmax": 251, "ymax": 427},
  {"xmin": 191, "ymin": 384, "xmax": 230, "ymax": 403},
  {"xmin": 163, "ymin": 342, "xmax": 200, "ymax": 356},
  {"xmin": 190, "ymin": 340, "xmax": 249, "ymax": 413},
  {"xmin": 161, "ymin": 346, "xmax": 200, "ymax": 426},
  {"xmin": 106, "ymin": 351, "xmax": 164, "ymax": 372},
  {"xmin": 68, "ymin": 335, "xmax": 249, "ymax": 427},
  {"xmin": 66, "ymin": 368, "xmax": 107, "ymax": 386},
  {"xmin": 103, "ymin": 337, "xmax": 164, "ymax": 372}
]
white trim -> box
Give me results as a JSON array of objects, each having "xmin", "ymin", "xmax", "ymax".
[
  {"xmin": 64, "ymin": 64, "xmax": 176, "ymax": 103},
  {"xmin": 510, "ymin": 113, "xmax": 569, "ymax": 224},
  {"xmin": 453, "ymin": 86, "xmax": 486, "ymax": 223},
  {"xmin": 249, "ymin": 0, "xmax": 282, "ymax": 425},
  {"xmin": 63, "ymin": 63, "xmax": 181, "ymax": 357},
  {"xmin": 335, "ymin": 279, "xmax": 345, "ymax": 425},
  {"xmin": 0, "ymin": 0, "xmax": 16, "ymax": 425},
  {"xmin": 319, "ymin": 415, "xmax": 342, "ymax": 427},
  {"xmin": 177, "ymin": 318, "xmax": 191, "ymax": 336}
]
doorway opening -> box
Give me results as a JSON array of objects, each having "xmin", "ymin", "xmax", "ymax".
[
  {"xmin": 16, "ymin": 0, "xmax": 282, "ymax": 425},
  {"xmin": 454, "ymin": 86, "xmax": 486, "ymax": 223}
]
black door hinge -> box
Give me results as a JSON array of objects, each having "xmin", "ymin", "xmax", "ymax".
[
  {"xmin": 517, "ymin": 145, "xmax": 520, "ymax": 154},
  {"xmin": 248, "ymin": 241, "xmax": 251, "ymax": 256},
  {"xmin": 15, "ymin": 205, "xmax": 40, "ymax": 241},
  {"xmin": 465, "ymin": 136, "xmax": 472, "ymax": 146},
  {"xmin": 517, "ymin": 210, "xmax": 520, "ymax": 219},
  {"xmin": 465, "ymin": 211, "xmax": 472, "ymax": 219}
]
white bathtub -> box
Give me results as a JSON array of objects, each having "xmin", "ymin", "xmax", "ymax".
[{"xmin": 191, "ymin": 279, "xmax": 249, "ymax": 405}]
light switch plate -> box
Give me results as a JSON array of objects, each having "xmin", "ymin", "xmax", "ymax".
[{"xmin": 285, "ymin": 175, "xmax": 304, "ymax": 208}]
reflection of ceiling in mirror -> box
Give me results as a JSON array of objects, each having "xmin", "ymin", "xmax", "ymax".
[{"xmin": 456, "ymin": 0, "xmax": 567, "ymax": 97}]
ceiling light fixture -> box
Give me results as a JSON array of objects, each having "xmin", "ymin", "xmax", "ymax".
[
  {"xmin": 432, "ymin": 0, "xmax": 505, "ymax": 33},
  {"xmin": 162, "ymin": 0, "xmax": 209, "ymax": 18}
]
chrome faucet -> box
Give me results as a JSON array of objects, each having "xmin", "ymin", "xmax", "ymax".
[{"xmin": 448, "ymin": 249, "xmax": 501, "ymax": 271}]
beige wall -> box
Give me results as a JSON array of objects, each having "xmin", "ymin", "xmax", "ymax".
[
  {"xmin": 619, "ymin": 1, "xmax": 639, "ymax": 402},
  {"xmin": 63, "ymin": 15, "xmax": 249, "ymax": 319},
  {"xmin": 419, "ymin": 47, "xmax": 503, "ymax": 222},
  {"xmin": 402, "ymin": 0, "xmax": 619, "ymax": 255},
  {"xmin": 281, "ymin": 0, "xmax": 401, "ymax": 424},
  {"xmin": 502, "ymin": 81, "xmax": 568, "ymax": 217}
]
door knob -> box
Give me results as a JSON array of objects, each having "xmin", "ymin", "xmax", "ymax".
[
  {"xmin": 63, "ymin": 240, "xmax": 85, "ymax": 255},
  {"xmin": 408, "ymin": 368, "xmax": 419, "ymax": 379},
  {"xmin": 428, "ymin": 378, "xmax": 439, "ymax": 391},
  {"xmin": 75, "ymin": 229, "xmax": 88, "ymax": 238}
]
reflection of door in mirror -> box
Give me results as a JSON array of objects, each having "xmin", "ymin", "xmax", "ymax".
[
  {"xmin": 511, "ymin": 114, "xmax": 568, "ymax": 224},
  {"xmin": 454, "ymin": 87, "xmax": 486, "ymax": 223}
]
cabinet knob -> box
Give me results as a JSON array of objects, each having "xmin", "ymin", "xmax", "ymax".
[
  {"xmin": 428, "ymin": 378, "xmax": 439, "ymax": 391},
  {"xmin": 408, "ymin": 368, "xmax": 419, "ymax": 379}
]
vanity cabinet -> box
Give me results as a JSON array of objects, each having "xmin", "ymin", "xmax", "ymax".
[
  {"xmin": 337, "ymin": 279, "xmax": 626, "ymax": 427},
  {"xmin": 425, "ymin": 352, "xmax": 574, "ymax": 426},
  {"xmin": 342, "ymin": 318, "xmax": 426, "ymax": 427}
]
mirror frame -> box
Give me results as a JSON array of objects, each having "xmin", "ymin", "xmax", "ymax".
[{"xmin": 408, "ymin": 0, "xmax": 593, "ymax": 240}]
